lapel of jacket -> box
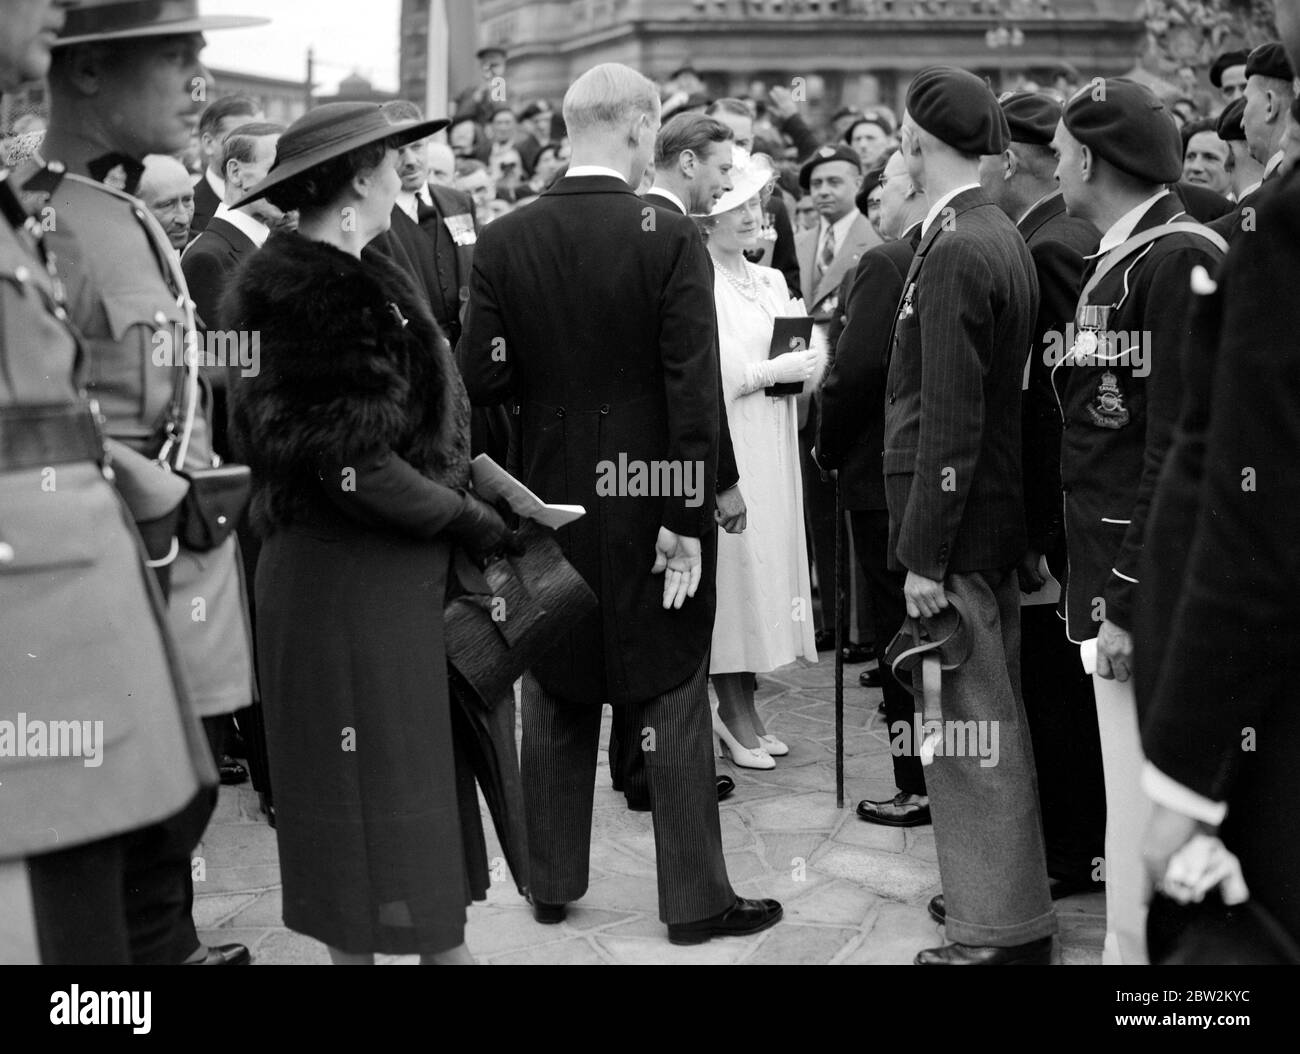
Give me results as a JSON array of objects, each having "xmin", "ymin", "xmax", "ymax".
[
  {"xmin": 813, "ymin": 213, "xmax": 877, "ymax": 306},
  {"xmin": 795, "ymin": 226, "xmax": 817, "ymax": 303},
  {"xmin": 1017, "ymin": 191, "xmax": 1066, "ymax": 243}
]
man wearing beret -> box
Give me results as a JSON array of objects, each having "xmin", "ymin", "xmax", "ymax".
[
  {"xmin": 888, "ymin": 66, "xmax": 1053, "ymax": 965},
  {"xmin": 1209, "ymin": 49, "xmax": 1250, "ymax": 108},
  {"xmin": 1216, "ymin": 97, "xmax": 1264, "ymax": 202},
  {"xmin": 978, "ymin": 91, "xmax": 1106, "ymax": 907},
  {"xmin": 15, "ymin": 0, "xmax": 267, "ymax": 965},
  {"xmin": 1241, "ymin": 43, "xmax": 1295, "ymax": 191},
  {"xmin": 795, "ymin": 143, "xmax": 879, "ymax": 657},
  {"xmin": 1051, "ymin": 78, "xmax": 1226, "ymax": 964}
]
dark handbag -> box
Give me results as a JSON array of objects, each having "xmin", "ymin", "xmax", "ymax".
[
  {"xmin": 444, "ymin": 518, "xmax": 597, "ymax": 707},
  {"xmin": 176, "ymin": 463, "xmax": 251, "ymax": 551}
]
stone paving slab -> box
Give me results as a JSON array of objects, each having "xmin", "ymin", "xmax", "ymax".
[{"xmin": 197, "ymin": 657, "xmax": 1104, "ymax": 965}]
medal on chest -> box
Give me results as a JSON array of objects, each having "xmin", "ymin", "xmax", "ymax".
[
  {"xmin": 897, "ymin": 282, "xmax": 916, "ymax": 322},
  {"xmin": 443, "ymin": 213, "xmax": 477, "ymax": 246},
  {"xmin": 1071, "ymin": 304, "xmax": 1112, "ymax": 364}
]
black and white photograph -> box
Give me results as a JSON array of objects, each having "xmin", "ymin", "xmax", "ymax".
[{"xmin": 1, "ymin": 0, "xmax": 1297, "ymax": 1028}]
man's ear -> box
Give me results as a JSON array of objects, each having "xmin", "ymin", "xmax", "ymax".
[
  {"xmin": 1002, "ymin": 148, "xmax": 1018, "ymax": 181},
  {"xmin": 59, "ymin": 43, "xmax": 104, "ymax": 98},
  {"xmin": 1079, "ymin": 143, "xmax": 1094, "ymax": 182}
]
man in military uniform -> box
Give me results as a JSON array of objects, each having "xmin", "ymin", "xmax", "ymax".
[
  {"xmin": 20, "ymin": 0, "xmax": 267, "ymax": 965},
  {"xmin": 888, "ymin": 67, "xmax": 1053, "ymax": 965},
  {"xmin": 0, "ymin": 0, "xmax": 214, "ymax": 964},
  {"xmin": 1051, "ymin": 79, "xmax": 1226, "ymax": 964},
  {"xmin": 978, "ymin": 91, "xmax": 1107, "ymax": 903}
]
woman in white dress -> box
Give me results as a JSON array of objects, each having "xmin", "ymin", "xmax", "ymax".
[{"xmin": 695, "ymin": 152, "xmax": 824, "ymax": 770}]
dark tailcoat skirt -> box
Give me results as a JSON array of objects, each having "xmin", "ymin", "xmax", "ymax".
[
  {"xmin": 1051, "ymin": 193, "xmax": 1224, "ymax": 641},
  {"xmin": 1015, "ymin": 193, "xmax": 1107, "ymax": 885},
  {"xmin": 224, "ymin": 232, "xmax": 487, "ymax": 955},
  {"xmin": 1138, "ymin": 169, "xmax": 1300, "ymax": 940}
]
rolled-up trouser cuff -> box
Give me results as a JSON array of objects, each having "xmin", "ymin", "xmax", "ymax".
[{"xmin": 943, "ymin": 904, "xmax": 1058, "ymax": 948}]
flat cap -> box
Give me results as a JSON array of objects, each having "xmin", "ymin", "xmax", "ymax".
[
  {"xmin": 1216, "ymin": 97, "xmax": 1247, "ymax": 142},
  {"xmin": 799, "ymin": 143, "xmax": 862, "ymax": 190},
  {"xmin": 997, "ymin": 91, "xmax": 1062, "ymax": 146},
  {"xmin": 1246, "ymin": 42, "xmax": 1293, "ymax": 82},
  {"xmin": 1209, "ymin": 49, "xmax": 1250, "ymax": 88},
  {"xmin": 906, "ymin": 66, "xmax": 1008, "ymax": 156},
  {"xmin": 1064, "ymin": 78, "xmax": 1182, "ymax": 185}
]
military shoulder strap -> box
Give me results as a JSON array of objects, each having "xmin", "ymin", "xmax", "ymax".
[{"xmin": 1078, "ymin": 221, "xmax": 1228, "ymax": 309}]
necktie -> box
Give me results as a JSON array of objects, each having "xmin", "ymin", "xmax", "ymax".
[{"xmin": 816, "ymin": 225, "xmax": 836, "ymax": 283}]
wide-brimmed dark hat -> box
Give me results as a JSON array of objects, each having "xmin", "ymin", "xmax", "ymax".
[
  {"xmin": 231, "ymin": 103, "xmax": 450, "ymax": 208},
  {"xmin": 54, "ymin": 0, "xmax": 268, "ymax": 48}
]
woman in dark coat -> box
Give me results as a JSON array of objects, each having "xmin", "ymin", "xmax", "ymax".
[{"xmin": 224, "ymin": 104, "xmax": 507, "ymax": 964}]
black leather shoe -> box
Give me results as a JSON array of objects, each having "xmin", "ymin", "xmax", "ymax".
[
  {"xmin": 914, "ymin": 937, "xmax": 1052, "ymax": 965},
  {"xmin": 856, "ymin": 791, "xmax": 931, "ymax": 828},
  {"xmin": 859, "ymin": 666, "xmax": 882, "ymax": 688},
  {"xmin": 929, "ymin": 894, "xmax": 946, "ymax": 924},
  {"xmin": 716, "ymin": 774, "xmax": 736, "ymax": 802},
  {"xmin": 218, "ymin": 755, "xmax": 249, "ymax": 786},
  {"xmin": 841, "ymin": 641, "xmax": 873, "ymax": 664},
  {"xmin": 184, "ymin": 943, "xmax": 251, "ymax": 965},
  {"xmin": 531, "ymin": 899, "xmax": 567, "ymax": 924},
  {"xmin": 667, "ymin": 897, "xmax": 783, "ymax": 945},
  {"xmin": 814, "ymin": 630, "xmax": 836, "ymax": 652},
  {"xmin": 626, "ymin": 797, "xmax": 651, "ymax": 812}
]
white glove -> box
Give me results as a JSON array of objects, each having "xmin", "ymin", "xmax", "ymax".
[{"xmin": 742, "ymin": 349, "xmax": 819, "ymax": 392}]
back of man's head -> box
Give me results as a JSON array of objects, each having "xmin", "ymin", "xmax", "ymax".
[
  {"xmin": 563, "ymin": 63, "xmax": 659, "ymax": 140},
  {"xmin": 199, "ymin": 94, "xmax": 261, "ymax": 141}
]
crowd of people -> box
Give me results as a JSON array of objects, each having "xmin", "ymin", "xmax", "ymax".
[{"xmin": 2, "ymin": 0, "xmax": 1299, "ymax": 967}]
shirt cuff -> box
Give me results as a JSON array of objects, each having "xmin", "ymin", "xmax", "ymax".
[{"xmin": 1141, "ymin": 762, "xmax": 1228, "ymax": 826}]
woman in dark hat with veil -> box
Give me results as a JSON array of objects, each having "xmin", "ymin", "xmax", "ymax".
[{"xmin": 224, "ymin": 103, "xmax": 511, "ymax": 964}]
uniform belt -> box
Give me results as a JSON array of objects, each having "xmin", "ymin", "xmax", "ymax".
[{"xmin": 0, "ymin": 403, "xmax": 103, "ymax": 472}]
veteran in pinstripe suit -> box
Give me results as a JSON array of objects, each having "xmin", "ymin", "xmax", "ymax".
[
  {"xmin": 886, "ymin": 68, "xmax": 1055, "ymax": 965},
  {"xmin": 460, "ymin": 63, "xmax": 782, "ymax": 946}
]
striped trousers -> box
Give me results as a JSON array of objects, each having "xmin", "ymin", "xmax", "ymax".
[{"xmin": 521, "ymin": 654, "xmax": 734, "ymax": 924}]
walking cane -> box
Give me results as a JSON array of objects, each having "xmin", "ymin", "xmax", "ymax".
[{"xmin": 834, "ymin": 475, "xmax": 845, "ymax": 808}]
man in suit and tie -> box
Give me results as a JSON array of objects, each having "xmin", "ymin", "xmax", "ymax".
[
  {"xmin": 888, "ymin": 67, "xmax": 1054, "ymax": 965},
  {"xmin": 978, "ymin": 92, "xmax": 1107, "ymax": 903},
  {"xmin": 795, "ymin": 144, "xmax": 880, "ymax": 655},
  {"xmin": 817, "ymin": 146, "xmax": 931, "ymax": 828},
  {"xmin": 459, "ymin": 63, "xmax": 781, "ymax": 945},
  {"xmin": 181, "ymin": 122, "xmax": 283, "ymax": 332},
  {"xmin": 190, "ymin": 94, "xmax": 262, "ymax": 237}
]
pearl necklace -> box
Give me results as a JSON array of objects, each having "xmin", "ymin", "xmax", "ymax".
[{"xmin": 715, "ymin": 256, "xmax": 762, "ymax": 303}]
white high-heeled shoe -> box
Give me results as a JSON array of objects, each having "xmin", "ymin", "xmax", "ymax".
[
  {"xmin": 712, "ymin": 710, "xmax": 775, "ymax": 770},
  {"xmin": 756, "ymin": 734, "xmax": 789, "ymax": 757}
]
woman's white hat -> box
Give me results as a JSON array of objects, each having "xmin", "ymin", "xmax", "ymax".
[{"xmin": 698, "ymin": 148, "xmax": 778, "ymax": 217}]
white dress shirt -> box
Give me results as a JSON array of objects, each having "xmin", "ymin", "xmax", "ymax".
[
  {"xmin": 921, "ymin": 182, "xmax": 980, "ymax": 238},
  {"xmin": 396, "ymin": 183, "xmax": 433, "ymax": 223},
  {"xmin": 1087, "ymin": 190, "xmax": 1171, "ymax": 259},
  {"xmin": 646, "ymin": 185, "xmax": 687, "ymax": 214},
  {"xmin": 211, "ymin": 201, "xmax": 270, "ymax": 248},
  {"xmin": 564, "ymin": 165, "xmax": 627, "ymax": 184}
]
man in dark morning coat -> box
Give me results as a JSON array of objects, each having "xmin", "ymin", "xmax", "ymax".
[
  {"xmin": 619, "ymin": 110, "xmax": 749, "ymax": 811},
  {"xmin": 817, "ymin": 147, "xmax": 931, "ymax": 829},
  {"xmin": 888, "ymin": 67, "xmax": 1053, "ymax": 965},
  {"xmin": 459, "ymin": 63, "xmax": 781, "ymax": 945},
  {"xmin": 1051, "ymin": 79, "xmax": 1225, "ymax": 964},
  {"xmin": 1138, "ymin": 114, "xmax": 1300, "ymax": 953},
  {"xmin": 978, "ymin": 92, "xmax": 1107, "ymax": 900}
]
